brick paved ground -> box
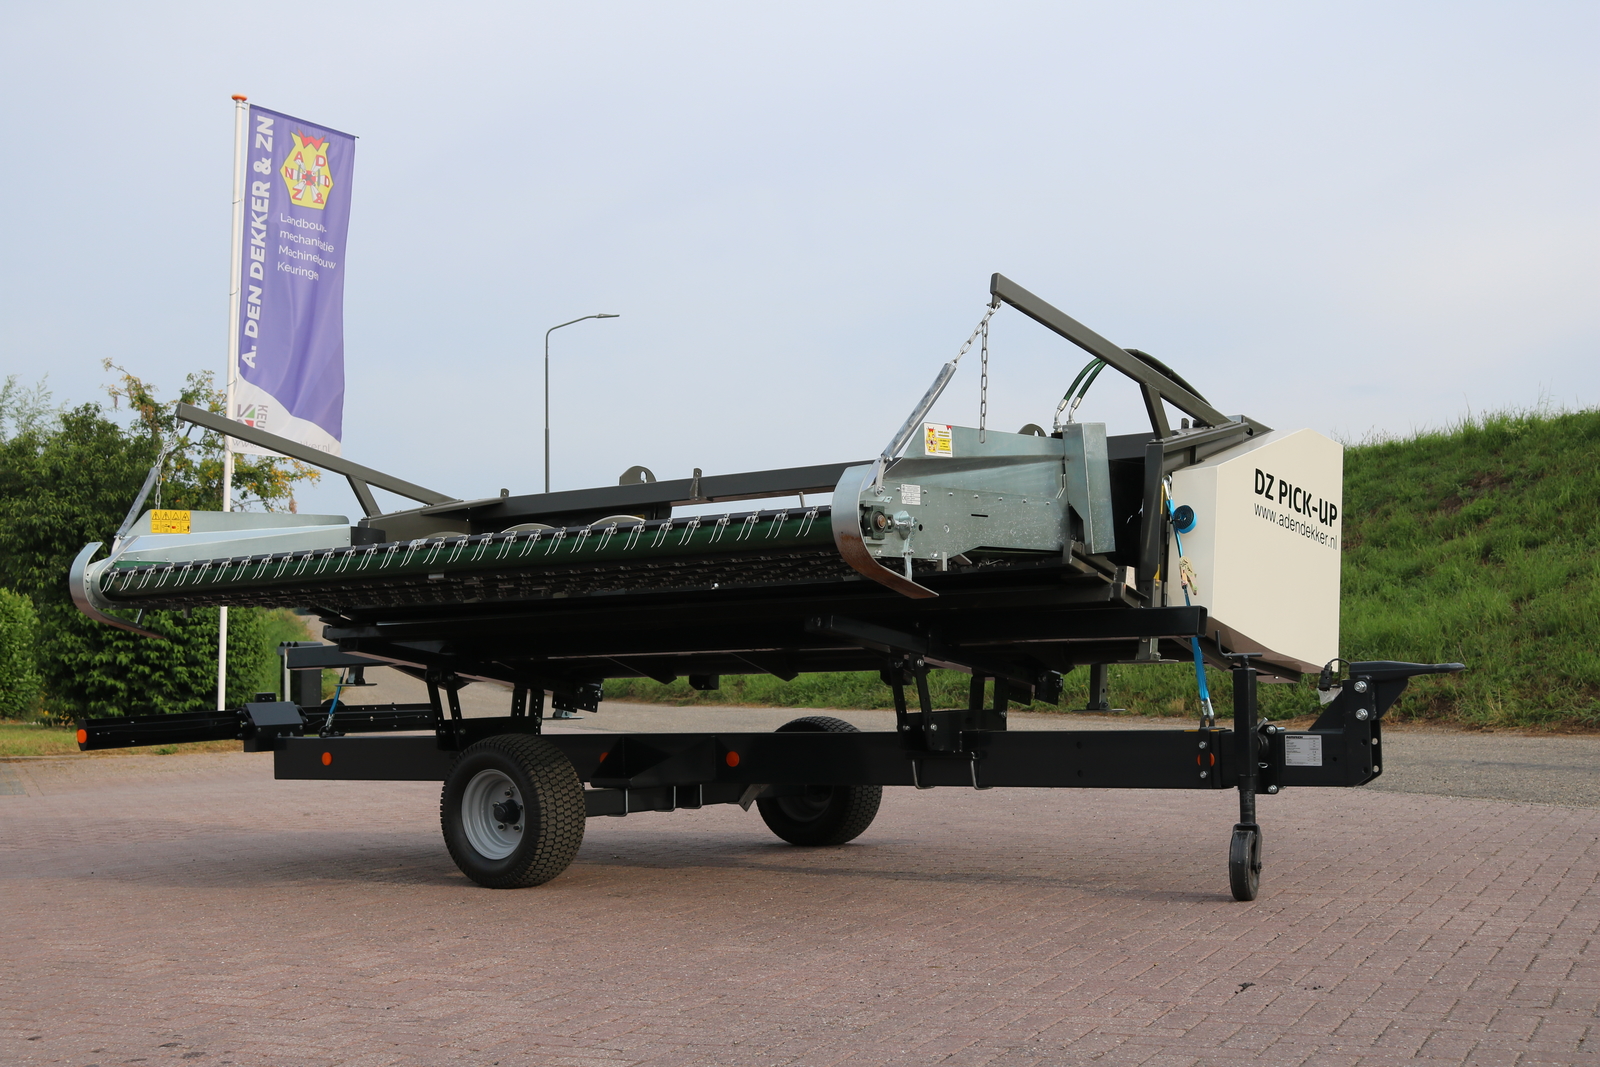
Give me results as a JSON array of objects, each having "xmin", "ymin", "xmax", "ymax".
[{"xmin": 1, "ymin": 749, "xmax": 1596, "ymax": 1067}]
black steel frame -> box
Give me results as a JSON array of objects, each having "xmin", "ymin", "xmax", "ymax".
[
  {"xmin": 80, "ymin": 660, "xmax": 1448, "ymax": 800},
  {"xmin": 74, "ymin": 648, "xmax": 1457, "ymax": 899}
]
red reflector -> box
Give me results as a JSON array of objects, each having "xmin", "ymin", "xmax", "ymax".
[
  {"xmin": 76, "ymin": 729, "xmax": 87, "ymax": 745},
  {"xmin": 321, "ymin": 751, "xmax": 333, "ymax": 766},
  {"xmin": 725, "ymin": 751, "xmax": 740, "ymax": 767}
]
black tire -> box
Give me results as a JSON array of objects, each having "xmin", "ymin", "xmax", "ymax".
[
  {"xmin": 1228, "ymin": 825, "xmax": 1263, "ymax": 901},
  {"xmin": 756, "ymin": 716, "xmax": 882, "ymax": 846},
  {"xmin": 441, "ymin": 734, "xmax": 585, "ymax": 888}
]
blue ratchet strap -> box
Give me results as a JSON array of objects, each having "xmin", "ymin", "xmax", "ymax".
[
  {"xmin": 321, "ymin": 669, "xmax": 346, "ymax": 734},
  {"xmin": 1165, "ymin": 493, "xmax": 1214, "ymax": 717}
]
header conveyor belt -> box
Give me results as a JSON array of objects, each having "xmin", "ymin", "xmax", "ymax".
[{"xmin": 93, "ymin": 507, "xmax": 843, "ymax": 612}]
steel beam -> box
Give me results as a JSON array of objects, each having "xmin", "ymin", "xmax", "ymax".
[
  {"xmin": 427, "ymin": 462, "xmax": 862, "ymax": 528},
  {"xmin": 988, "ymin": 274, "xmax": 1233, "ymax": 431},
  {"xmin": 175, "ymin": 402, "xmax": 454, "ymax": 508}
]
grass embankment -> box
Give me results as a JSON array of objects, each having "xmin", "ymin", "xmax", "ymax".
[{"xmin": 608, "ymin": 409, "xmax": 1600, "ymax": 729}]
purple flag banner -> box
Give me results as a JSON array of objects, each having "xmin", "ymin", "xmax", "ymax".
[{"xmin": 231, "ymin": 105, "xmax": 355, "ymax": 456}]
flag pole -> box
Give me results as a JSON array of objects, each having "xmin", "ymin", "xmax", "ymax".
[{"xmin": 219, "ymin": 93, "xmax": 248, "ymax": 711}]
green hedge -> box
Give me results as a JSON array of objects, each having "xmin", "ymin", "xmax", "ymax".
[{"xmin": 0, "ymin": 588, "xmax": 42, "ymax": 719}]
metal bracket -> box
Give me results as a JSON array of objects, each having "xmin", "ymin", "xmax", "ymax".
[
  {"xmin": 808, "ymin": 615, "xmax": 1041, "ymax": 695},
  {"xmin": 68, "ymin": 543, "xmax": 169, "ymax": 641}
]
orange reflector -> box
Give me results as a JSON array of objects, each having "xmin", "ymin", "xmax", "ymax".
[
  {"xmin": 598, "ymin": 751, "xmax": 608, "ymax": 762},
  {"xmin": 1196, "ymin": 753, "xmax": 1216, "ymax": 767},
  {"xmin": 725, "ymin": 751, "xmax": 740, "ymax": 767},
  {"xmin": 321, "ymin": 751, "xmax": 333, "ymax": 766},
  {"xmin": 76, "ymin": 729, "xmax": 87, "ymax": 745}
]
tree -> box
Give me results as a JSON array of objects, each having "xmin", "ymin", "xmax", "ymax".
[{"xmin": 0, "ymin": 369, "xmax": 320, "ymax": 719}]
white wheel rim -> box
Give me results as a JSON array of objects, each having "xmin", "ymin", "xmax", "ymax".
[{"xmin": 461, "ymin": 769, "xmax": 525, "ymax": 860}]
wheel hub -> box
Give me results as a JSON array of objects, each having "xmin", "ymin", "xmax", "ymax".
[
  {"xmin": 492, "ymin": 797, "xmax": 523, "ymax": 824},
  {"xmin": 461, "ymin": 769, "xmax": 525, "ymax": 860}
]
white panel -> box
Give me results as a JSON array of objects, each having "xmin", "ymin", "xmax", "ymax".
[{"xmin": 1168, "ymin": 428, "xmax": 1343, "ymax": 673}]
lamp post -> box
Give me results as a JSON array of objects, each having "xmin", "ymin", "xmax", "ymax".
[{"xmin": 544, "ymin": 313, "xmax": 619, "ymax": 493}]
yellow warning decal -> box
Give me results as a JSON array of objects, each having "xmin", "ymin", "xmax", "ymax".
[
  {"xmin": 149, "ymin": 509, "xmax": 191, "ymax": 534},
  {"xmin": 923, "ymin": 423, "xmax": 953, "ymax": 457}
]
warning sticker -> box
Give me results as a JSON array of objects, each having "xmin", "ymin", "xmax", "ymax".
[
  {"xmin": 1284, "ymin": 733, "xmax": 1323, "ymax": 768},
  {"xmin": 900, "ymin": 484, "xmax": 922, "ymax": 505},
  {"xmin": 149, "ymin": 509, "xmax": 192, "ymax": 534},
  {"xmin": 923, "ymin": 424, "xmax": 953, "ymax": 457}
]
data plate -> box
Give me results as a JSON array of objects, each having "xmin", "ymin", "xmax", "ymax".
[{"xmin": 1284, "ymin": 733, "xmax": 1323, "ymax": 767}]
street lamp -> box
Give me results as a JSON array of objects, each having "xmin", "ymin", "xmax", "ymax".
[{"xmin": 544, "ymin": 313, "xmax": 620, "ymax": 493}]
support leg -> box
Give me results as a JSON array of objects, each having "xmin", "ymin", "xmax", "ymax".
[
  {"xmin": 912, "ymin": 659, "xmax": 934, "ymax": 739},
  {"xmin": 1229, "ymin": 659, "xmax": 1263, "ymax": 901},
  {"xmin": 426, "ymin": 670, "xmax": 464, "ymax": 722},
  {"xmin": 886, "ymin": 657, "xmax": 911, "ymax": 736},
  {"xmin": 1085, "ymin": 663, "xmax": 1110, "ymax": 712},
  {"xmin": 508, "ymin": 685, "xmax": 544, "ymax": 734},
  {"xmin": 886, "ymin": 655, "xmax": 938, "ymax": 783}
]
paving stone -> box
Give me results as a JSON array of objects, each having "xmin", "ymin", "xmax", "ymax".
[{"xmin": 1, "ymin": 749, "xmax": 1596, "ymax": 1066}]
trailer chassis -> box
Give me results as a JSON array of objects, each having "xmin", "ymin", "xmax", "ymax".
[{"xmin": 79, "ymin": 657, "xmax": 1456, "ymax": 899}]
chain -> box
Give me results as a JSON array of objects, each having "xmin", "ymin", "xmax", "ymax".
[
  {"xmin": 949, "ymin": 302, "xmax": 1000, "ymax": 443},
  {"xmin": 952, "ymin": 302, "xmax": 999, "ymax": 366},
  {"xmin": 979, "ymin": 317, "xmax": 989, "ymax": 442}
]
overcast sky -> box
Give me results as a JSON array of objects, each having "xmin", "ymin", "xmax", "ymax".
[{"xmin": 2, "ymin": 2, "xmax": 1595, "ymax": 518}]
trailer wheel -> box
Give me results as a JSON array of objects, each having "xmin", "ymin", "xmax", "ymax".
[
  {"xmin": 756, "ymin": 716, "xmax": 882, "ymax": 846},
  {"xmin": 441, "ymin": 734, "xmax": 585, "ymax": 888},
  {"xmin": 1228, "ymin": 825, "xmax": 1262, "ymax": 901}
]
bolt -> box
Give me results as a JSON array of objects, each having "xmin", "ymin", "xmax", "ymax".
[
  {"xmin": 504, "ymin": 789, "xmax": 513, "ymax": 797},
  {"xmin": 1267, "ymin": 785, "xmax": 1280, "ymax": 794},
  {"xmin": 1198, "ymin": 741, "xmax": 1208, "ymax": 750},
  {"xmin": 1353, "ymin": 680, "xmax": 1369, "ymax": 693},
  {"xmin": 497, "ymin": 823, "xmax": 506, "ymax": 830},
  {"xmin": 514, "ymin": 825, "xmax": 522, "ymax": 832},
  {"xmin": 1199, "ymin": 770, "xmax": 1209, "ymax": 779},
  {"xmin": 1355, "ymin": 708, "xmax": 1370, "ymax": 721},
  {"xmin": 1371, "ymin": 737, "xmax": 1379, "ymax": 746}
]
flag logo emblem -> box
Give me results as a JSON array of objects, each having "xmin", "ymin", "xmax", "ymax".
[
  {"xmin": 236, "ymin": 403, "xmax": 269, "ymax": 430},
  {"xmin": 280, "ymin": 132, "xmax": 335, "ymax": 209}
]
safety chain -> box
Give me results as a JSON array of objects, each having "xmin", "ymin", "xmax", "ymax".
[
  {"xmin": 951, "ymin": 302, "xmax": 999, "ymax": 366},
  {"xmin": 949, "ymin": 302, "xmax": 1000, "ymax": 442},
  {"xmin": 869, "ymin": 301, "xmax": 1002, "ymax": 492},
  {"xmin": 979, "ymin": 315, "xmax": 990, "ymax": 442}
]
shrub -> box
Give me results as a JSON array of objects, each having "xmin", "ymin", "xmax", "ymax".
[{"xmin": 0, "ymin": 587, "xmax": 42, "ymax": 719}]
